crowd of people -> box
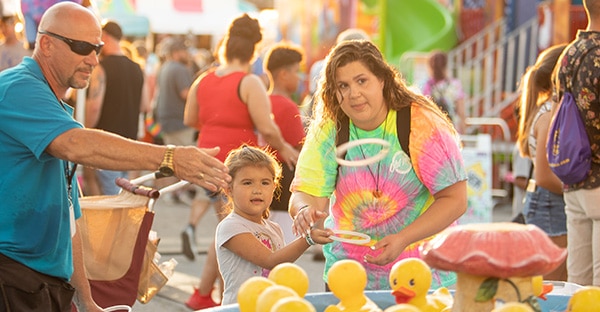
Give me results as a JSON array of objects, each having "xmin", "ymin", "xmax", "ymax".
[{"xmin": 1, "ymin": 0, "xmax": 600, "ymax": 311}]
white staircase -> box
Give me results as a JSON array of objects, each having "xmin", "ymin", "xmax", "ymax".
[
  {"xmin": 400, "ymin": 16, "xmax": 539, "ymax": 122},
  {"xmin": 399, "ymin": 17, "xmax": 540, "ymax": 201}
]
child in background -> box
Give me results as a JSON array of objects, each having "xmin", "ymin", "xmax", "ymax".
[
  {"xmin": 420, "ymin": 50, "xmax": 466, "ymax": 133},
  {"xmin": 263, "ymin": 42, "xmax": 307, "ymax": 244},
  {"xmin": 215, "ymin": 145, "xmax": 332, "ymax": 305}
]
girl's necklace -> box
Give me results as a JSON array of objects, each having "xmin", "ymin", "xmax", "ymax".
[{"xmin": 352, "ymin": 115, "xmax": 388, "ymax": 199}]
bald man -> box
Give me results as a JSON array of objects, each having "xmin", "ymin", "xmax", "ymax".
[
  {"xmin": 0, "ymin": 2, "xmax": 231, "ymax": 311},
  {"xmin": 553, "ymin": 0, "xmax": 600, "ymax": 287}
]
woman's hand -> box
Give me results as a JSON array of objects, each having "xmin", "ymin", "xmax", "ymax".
[
  {"xmin": 363, "ymin": 233, "xmax": 408, "ymax": 266},
  {"xmin": 292, "ymin": 205, "xmax": 328, "ymax": 237},
  {"xmin": 365, "ymin": 181, "xmax": 467, "ymax": 266},
  {"xmin": 278, "ymin": 142, "xmax": 299, "ymax": 171},
  {"xmin": 307, "ymin": 227, "xmax": 334, "ymax": 245}
]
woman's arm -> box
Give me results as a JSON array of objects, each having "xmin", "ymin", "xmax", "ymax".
[
  {"xmin": 289, "ymin": 191, "xmax": 330, "ymax": 237},
  {"xmin": 183, "ymin": 77, "xmax": 201, "ymax": 128},
  {"xmin": 241, "ymin": 74, "xmax": 298, "ymax": 169}
]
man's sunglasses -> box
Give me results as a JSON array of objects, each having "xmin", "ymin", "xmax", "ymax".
[{"xmin": 38, "ymin": 30, "xmax": 104, "ymax": 56}]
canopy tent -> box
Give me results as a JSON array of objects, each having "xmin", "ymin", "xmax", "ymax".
[
  {"xmin": 96, "ymin": 0, "xmax": 150, "ymax": 37},
  {"xmin": 135, "ymin": 0, "xmax": 247, "ymax": 37},
  {"xmin": 96, "ymin": 0, "xmax": 256, "ymax": 41}
]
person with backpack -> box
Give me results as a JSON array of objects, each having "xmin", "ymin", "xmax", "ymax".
[
  {"xmin": 420, "ymin": 50, "xmax": 466, "ymax": 133},
  {"xmin": 289, "ymin": 40, "xmax": 468, "ymax": 290},
  {"xmin": 516, "ymin": 44, "xmax": 568, "ymax": 281},
  {"xmin": 552, "ymin": 0, "xmax": 600, "ymax": 287}
]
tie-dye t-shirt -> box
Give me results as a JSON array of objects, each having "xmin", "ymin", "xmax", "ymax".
[{"xmin": 291, "ymin": 105, "xmax": 467, "ymax": 289}]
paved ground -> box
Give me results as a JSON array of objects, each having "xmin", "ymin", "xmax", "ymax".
[{"xmin": 123, "ymin": 191, "xmax": 514, "ymax": 311}]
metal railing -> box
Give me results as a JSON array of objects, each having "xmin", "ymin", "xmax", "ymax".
[
  {"xmin": 399, "ymin": 17, "xmax": 540, "ymax": 202},
  {"xmin": 399, "ymin": 16, "xmax": 540, "ymax": 121},
  {"xmin": 448, "ymin": 17, "xmax": 539, "ymax": 120}
]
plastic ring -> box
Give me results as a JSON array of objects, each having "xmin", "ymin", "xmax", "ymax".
[
  {"xmin": 330, "ymin": 230, "xmax": 371, "ymax": 245},
  {"xmin": 103, "ymin": 305, "xmax": 131, "ymax": 312},
  {"xmin": 335, "ymin": 138, "xmax": 391, "ymax": 167}
]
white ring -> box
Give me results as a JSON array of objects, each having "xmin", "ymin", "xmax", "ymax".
[
  {"xmin": 330, "ymin": 229, "xmax": 371, "ymax": 245},
  {"xmin": 103, "ymin": 305, "xmax": 131, "ymax": 312},
  {"xmin": 335, "ymin": 138, "xmax": 391, "ymax": 167}
]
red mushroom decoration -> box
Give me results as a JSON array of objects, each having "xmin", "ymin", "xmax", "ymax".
[{"xmin": 420, "ymin": 222, "xmax": 566, "ymax": 312}]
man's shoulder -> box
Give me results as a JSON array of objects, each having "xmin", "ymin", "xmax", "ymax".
[
  {"xmin": 569, "ymin": 33, "xmax": 600, "ymax": 59},
  {"xmin": 102, "ymin": 55, "xmax": 141, "ymax": 68},
  {"xmin": 1, "ymin": 57, "xmax": 42, "ymax": 85}
]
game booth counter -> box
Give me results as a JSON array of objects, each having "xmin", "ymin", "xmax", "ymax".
[
  {"xmin": 201, "ymin": 138, "xmax": 585, "ymax": 312},
  {"xmin": 204, "ymin": 224, "xmax": 588, "ymax": 312},
  {"xmin": 205, "ymin": 290, "xmax": 577, "ymax": 312}
]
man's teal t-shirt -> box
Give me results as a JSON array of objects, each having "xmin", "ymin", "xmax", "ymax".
[{"xmin": 0, "ymin": 57, "xmax": 83, "ymax": 281}]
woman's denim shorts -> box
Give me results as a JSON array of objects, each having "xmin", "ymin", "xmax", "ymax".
[{"xmin": 523, "ymin": 185, "xmax": 567, "ymax": 236}]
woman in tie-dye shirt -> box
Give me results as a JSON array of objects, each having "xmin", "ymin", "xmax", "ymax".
[{"xmin": 290, "ymin": 40, "xmax": 468, "ymax": 290}]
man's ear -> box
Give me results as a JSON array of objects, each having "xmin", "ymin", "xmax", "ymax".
[{"xmin": 38, "ymin": 34, "xmax": 53, "ymax": 56}]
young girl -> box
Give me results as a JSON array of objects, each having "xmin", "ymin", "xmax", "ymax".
[
  {"xmin": 215, "ymin": 145, "xmax": 331, "ymax": 305},
  {"xmin": 516, "ymin": 44, "xmax": 568, "ymax": 281}
]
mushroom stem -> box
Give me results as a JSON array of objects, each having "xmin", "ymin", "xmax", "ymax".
[
  {"xmin": 452, "ymin": 272, "xmax": 494, "ymax": 312},
  {"xmin": 504, "ymin": 278, "xmax": 522, "ymax": 302},
  {"xmin": 452, "ymin": 273, "xmax": 536, "ymax": 312},
  {"xmin": 496, "ymin": 277, "xmax": 534, "ymax": 304}
]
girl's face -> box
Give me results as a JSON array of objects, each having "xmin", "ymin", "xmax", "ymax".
[
  {"xmin": 335, "ymin": 61, "xmax": 387, "ymax": 131},
  {"xmin": 228, "ymin": 165, "xmax": 276, "ymax": 223}
]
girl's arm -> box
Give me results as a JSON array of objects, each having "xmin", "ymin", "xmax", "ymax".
[
  {"xmin": 223, "ymin": 228, "xmax": 332, "ymax": 270},
  {"xmin": 533, "ymin": 112, "xmax": 563, "ymax": 194}
]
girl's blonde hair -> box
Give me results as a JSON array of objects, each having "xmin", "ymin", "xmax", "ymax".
[
  {"xmin": 516, "ymin": 44, "xmax": 567, "ymax": 158},
  {"xmin": 223, "ymin": 145, "xmax": 282, "ymax": 219}
]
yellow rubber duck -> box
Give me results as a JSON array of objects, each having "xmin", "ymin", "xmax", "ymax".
[
  {"xmin": 324, "ymin": 259, "xmax": 382, "ymax": 312},
  {"xmin": 388, "ymin": 258, "xmax": 453, "ymax": 312},
  {"xmin": 531, "ymin": 275, "xmax": 553, "ymax": 300},
  {"xmin": 566, "ymin": 286, "xmax": 600, "ymax": 312}
]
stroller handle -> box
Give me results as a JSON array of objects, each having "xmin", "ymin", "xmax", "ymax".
[
  {"xmin": 127, "ymin": 172, "xmax": 191, "ymax": 196},
  {"xmin": 116, "ymin": 177, "xmax": 160, "ymax": 199}
]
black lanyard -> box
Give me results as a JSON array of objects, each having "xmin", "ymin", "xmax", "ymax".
[
  {"xmin": 65, "ymin": 161, "xmax": 78, "ymax": 197},
  {"xmin": 47, "ymin": 82, "xmax": 79, "ymax": 201}
]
